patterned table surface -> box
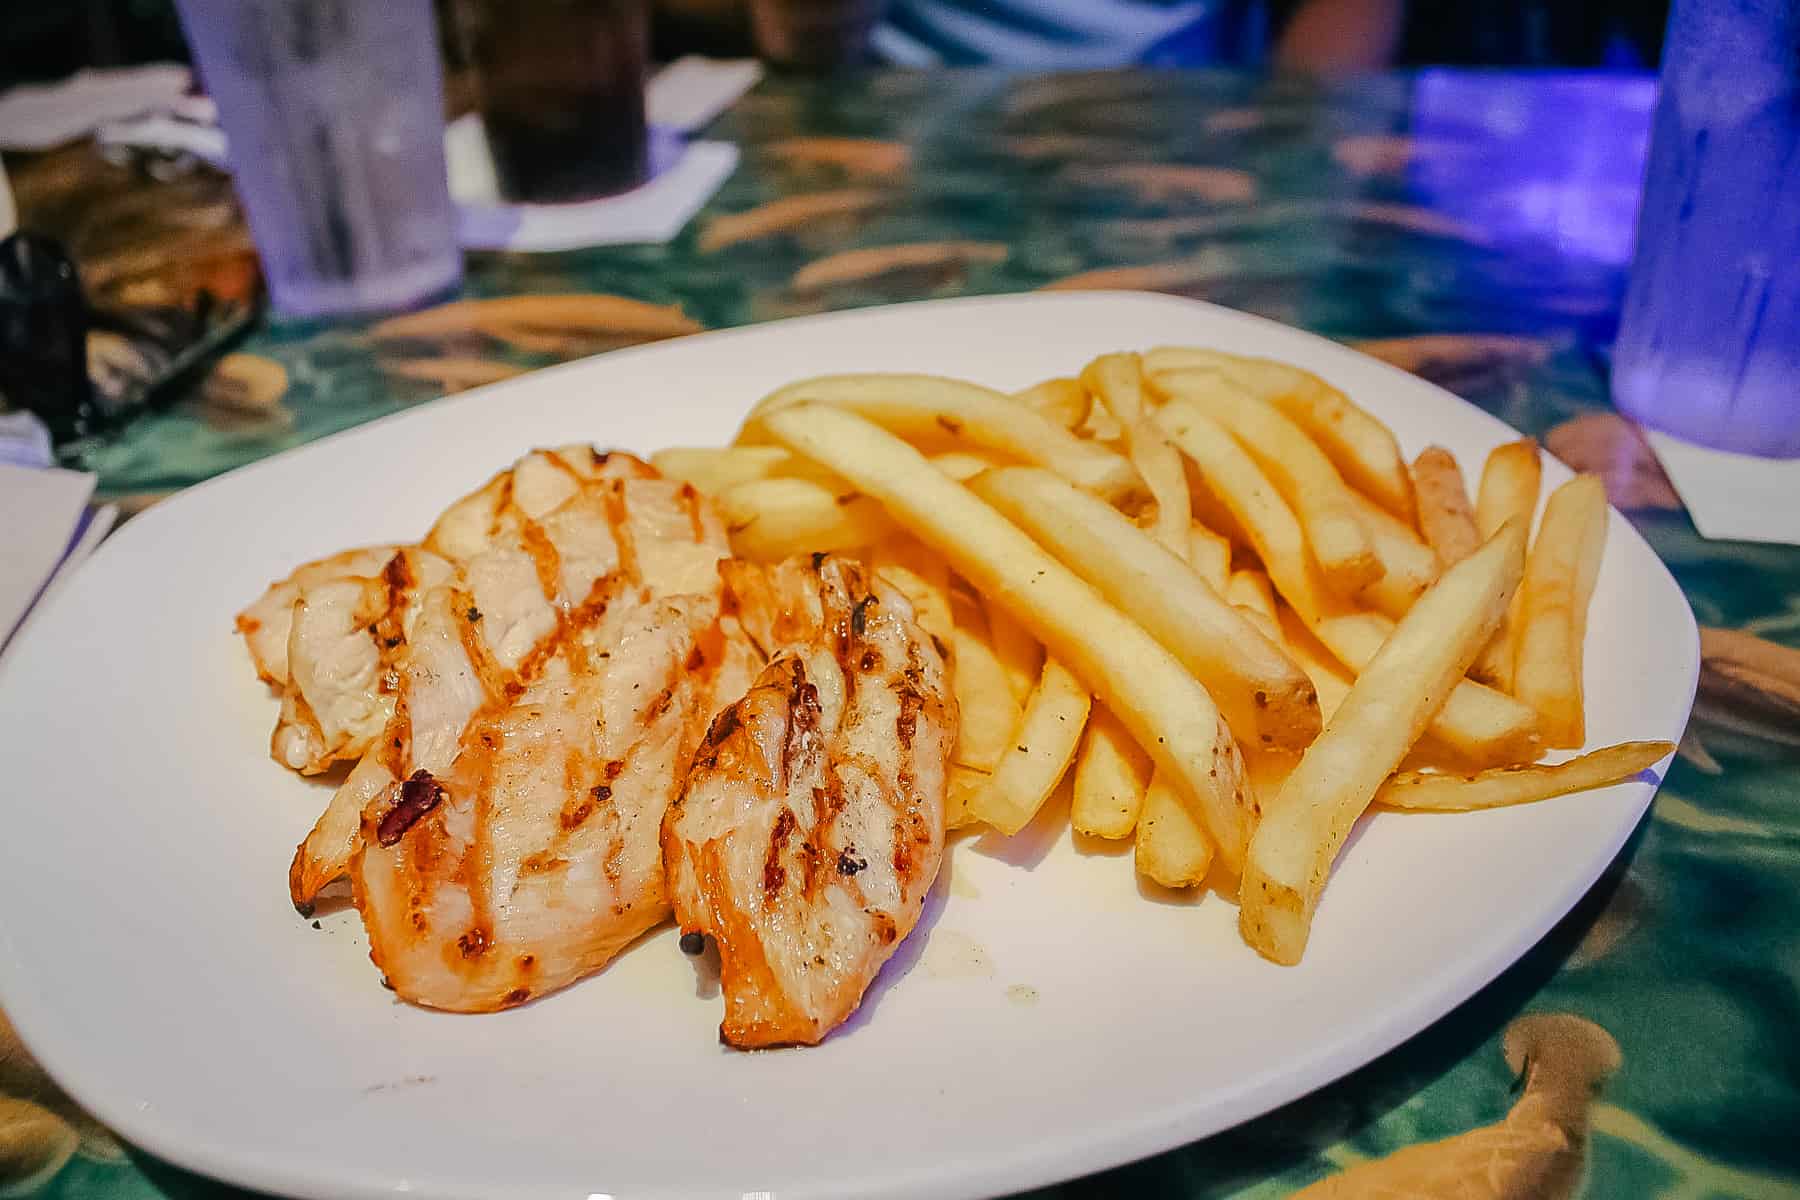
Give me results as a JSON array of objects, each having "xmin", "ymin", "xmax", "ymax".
[{"xmin": 6, "ymin": 68, "xmax": 1800, "ymax": 1200}]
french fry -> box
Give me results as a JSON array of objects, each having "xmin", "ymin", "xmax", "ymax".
[
  {"xmin": 1129, "ymin": 424, "xmax": 1193, "ymax": 555},
  {"xmin": 1153, "ymin": 368, "xmax": 1380, "ymax": 594},
  {"xmin": 746, "ymin": 373, "xmax": 1143, "ymax": 503},
  {"xmin": 1471, "ymin": 439, "xmax": 1542, "ymax": 689},
  {"xmin": 968, "ymin": 659, "xmax": 1091, "ymax": 834},
  {"xmin": 1476, "ymin": 440, "xmax": 1543, "ymax": 537},
  {"xmin": 1080, "ymin": 396, "xmax": 1126, "ymax": 444},
  {"xmin": 1135, "ymin": 771, "xmax": 1216, "ymax": 888},
  {"xmin": 945, "ymin": 764, "xmax": 990, "ymax": 830},
  {"xmin": 1082, "ymin": 354, "xmax": 1191, "ymax": 553},
  {"xmin": 868, "ymin": 535, "xmax": 954, "ymax": 650},
  {"xmin": 1079, "ymin": 353, "xmax": 1149, "ymax": 425},
  {"xmin": 1226, "ymin": 569, "xmax": 1278, "ymax": 624},
  {"xmin": 1071, "ymin": 704, "xmax": 1154, "ymax": 838},
  {"xmin": 984, "ymin": 596, "xmax": 1043, "ymax": 703},
  {"xmin": 1012, "ymin": 377, "xmax": 1090, "ymax": 429},
  {"xmin": 1187, "ymin": 522, "xmax": 1232, "ymax": 593},
  {"xmin": 651, "ymin": 445, "xmax": 792, "ymax": 495},
  {"xmin": 1375, "ymin": 741, "xmax": 1673, "ymax": 812},
  {"xmin": 1410, "ymin": 446, "xmax": 1481, "ymax": 566},
  {"xmin": 1145, "ymin": 346, "xmax": 1414, "ymax": 522},
  {"xmin": 1156, "ymin": 402, "xmax": 1538, "ymax": 766},
  {"xmin": 764, "ymin": 404, "xmax": 1253, "ymax": 869},
  {"xmin": 1241, "ymin": 520, "xmax": 1528, "ymax": 964},
  {"xmin": 970, "ymin": 466, "xmax": 1320, "ymax": 753},
  {"xmin": 1515, "ymin": 475, "xmax": 1609, "ymax": 748},
  {"xmin": 1276, "ymin": 604, "xmax": 1353, "ymax": 722},
  {"xmin": 932, "ymin": 451, "xmax": 999, "ymax": 481},
  {"xmin": 1243, "ymin": 747, "xmax": 1298, "ymax": 816},
  {"xmin": 949, "ymin": 606, "xmax": 1024, "ymax": 772},
  {"xmin": 1341, "ymin": 487, "xmax": 1439, "ymax": 617},
  {"xmin": 718, "ymin": 476, "xmax": 898, "ymax": 561}
]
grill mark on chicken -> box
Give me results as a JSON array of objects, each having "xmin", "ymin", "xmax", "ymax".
[
  {"xmin": 604, "ymin": 480, "xmax": 642, "ymax": 592},
  {"xmin": 517, "ymin": 519, "xmax": 565, "ymax": 615},
  {"xmin": 763, "ymin": 807, "xmax": 798, "ymax": 897},
  {"xmin": 678, "ymin": 481, "xmax": 707, "ymax": 544}
]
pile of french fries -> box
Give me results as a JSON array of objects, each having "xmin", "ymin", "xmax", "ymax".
[{"xmin": 652, "ymin": 348, "xmax": 1673, "ymax": 966}]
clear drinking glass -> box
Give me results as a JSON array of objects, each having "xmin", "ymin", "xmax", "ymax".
[
  {"xmin": 1611, "ymin": 0, "xmax": 1800, "ymax": 457},
  {"xmin": 173, "ymin": 0, "xmax": 462, "ymax": 318}
]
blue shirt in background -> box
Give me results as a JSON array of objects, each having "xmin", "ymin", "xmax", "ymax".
[{"xmin": 873, "ymin": 0, "xmax": 1260, "ymax": 67}]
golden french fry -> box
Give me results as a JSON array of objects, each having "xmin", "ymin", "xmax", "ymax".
[
  {"xmin": 1241, "ymin": 520, "xmax": 1528, "ymax": 965},
  {"xmin": 932, "ymin": 451, "xmax": 999, "ymax": 481},
  {"xmin": 1080, "ymin": 353, "xmax": 1148, "ymax": 426},
  {"xmin": 718, "ymin": 476, "xmax": 898, "ymax": 561},
  {"xmin": 1156, "ymin": 402, "xmax": 1538, "ymax": 766},
  {"xmin": 651, "ymin": 445, "xmax": 792, "ymax": 495},
  {"xmin": 1341, "ymin": 487, "xmax": 1440, "ymax": 617},
  {"xmin": 764, "ymin": 404, "xmax": 1253, "ymax": 871},
  {"xmin": 1276, "ymin": 604, "xmax": 1353, "ymax": 722},
  {"xmin": 984, "ymin": 596, "xmax": 1043, "ymax": 704},
  {"xmin": 1080, "ymin": 396, "xmax": 1126, "ymax": 444},
  {"xmin": 968, "ymin": 659, "xmax": 1091, "ymax": 834},
  {"xmin": 1012, "ymin": 377, "xmax": 1090, "ymax": 429},
  {"xmin": 1129, "ymin": 423, "xmax": 1193, "ymax": 555},
  {"xmin": 1410, "ymin": 446, "xmax": 1481, "ymax": 566},
  {"xmin": 869, "ymin": 535, "xmax": 954, "ymax": 651},
  {"xmin": 1476, "ymin": 440, "xmax": 1544, "ymax": 537},
  {"xmin": 1187, "ymin": 522, "xmax": 1232, "ymax": 593},
  {"xmin": 1072, "ymin": 704, "xmax": 1154, "ymax": 838},
  {"xmin": 949, "ymin": 606, "xmax": 1024, "ymax": 772},
  {"xmin": 1376, "ymin": 741, "xmax": 1673, "ymax": 812},
  {"xmin": 1471, "ymin": 439, "xmax": 1543, "ymax": 689},
  {"xmin": 1515, "ymin": 474, "xmax": 1609, "ymax": 749},
  {"xmin": 1082, "ymin": 355, "xmax": 1192, "ymax": 553},
  {"xmin": 945, "ymin": 764, "xmax": 990, "ymax": 830},
  {"xmin": 747, "ymin": 373, "xmax": 1143, "ymax": 503},
  {"xmin": 1243, "ymin": 746, "xmax": 1299, "ymax": 816},
  {"xmin": 1145, "ymin": 346, "xmax": 1414, "ymax": 522},
  {"xmin": 970, "ymin": 466, "xmax": 1320, "ymax": 753},
  {"xmin": 1152, "ymin": 368, "xmax": 1380, "ymax": 595},
  {"xmin": 1226, "ymin": 569, "xmax": 1278, "ymax": 624},
  {"xmin": 1135, "ymin": 771, "xmax": 1215, "ymax": 888}
]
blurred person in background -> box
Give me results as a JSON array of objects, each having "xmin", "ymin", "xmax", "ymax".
[{"xmin": 870, "ymin": 0, "xmax": 1666, "ymax": 68}]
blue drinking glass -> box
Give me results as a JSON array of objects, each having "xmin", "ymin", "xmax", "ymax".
[{"xmin": 1611, "ymin": 0, "xmax": 1800, "ymax": 457}]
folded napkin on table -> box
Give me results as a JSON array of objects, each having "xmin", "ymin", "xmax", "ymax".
[
  {"xmin": 1646, "ymin": 431, "xmax": 1800, "ymax": 546},
  {"xmin": 0, "ymin": 414, "xmax": 115, "ymax": 654}
]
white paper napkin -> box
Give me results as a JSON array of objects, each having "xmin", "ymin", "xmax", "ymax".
[
  {"xmin": 0, "ymin": 64, "xmax": 192, "ymax": 151},
  {"xmin": 1646, "ymin": 430, "xmax": 1800, "ymax": 545},
  {"xmin": 0, "ymin": 465, "xmax": 115, "ymax": 655}
]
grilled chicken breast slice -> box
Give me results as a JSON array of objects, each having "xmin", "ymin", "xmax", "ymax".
[
  {"xmin": 284, "ymin": 449, "xmax": 731, "ymax": 912},
  {"xmin": 237, "ymin": 544, "xmax": 403, "ymax": 688},
  {"xmin": 326, "ymin": 449, "xmax": 753, "ymax": 1009},
  {"xmin": 354, "ymin": 592, "xmax": 755, "ymax": 1009},
  {"xmin": 663, "ymin": 555, "xmax": 955, "ymax": 1048},
  {"xmin": 271, "ymin": 548, "xmax": 454, "ymax": 775}
]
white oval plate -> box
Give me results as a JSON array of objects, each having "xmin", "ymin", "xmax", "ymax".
[{"xmin": 0, "ymin": 293, "xmax": 1695, "ymax": 1200}]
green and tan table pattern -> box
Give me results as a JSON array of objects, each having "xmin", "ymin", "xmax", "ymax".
[{"xmin": 5, "ymin": 69, "xmax": 1799, "ymax": 1200}]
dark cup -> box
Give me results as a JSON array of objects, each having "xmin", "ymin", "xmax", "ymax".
[
  {"xmin": 749, "ymin": 0, "xmax": 888, "ymax": 69},
  {"xmin": 456, "ymin": 0, "xmax": 650, "ymax": 203}
]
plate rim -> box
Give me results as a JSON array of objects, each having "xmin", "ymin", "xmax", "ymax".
[{"xmin": 0, "ymin": 291, "xmax": 1699, "ymax": 1200}]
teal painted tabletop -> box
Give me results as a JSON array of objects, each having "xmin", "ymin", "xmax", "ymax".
[{"xmin": 7, "ymin": 68, "xmax": 1800, "ymax": 1200}]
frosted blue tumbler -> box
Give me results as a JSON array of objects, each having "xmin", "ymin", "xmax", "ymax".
[
  {"xmin": 1611, "ymin": 0, "xmax": 1800, "ymax": 457},
  {"xmin": 174, "ymin": 0, "xmax": 462, "ymax": 318}
]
